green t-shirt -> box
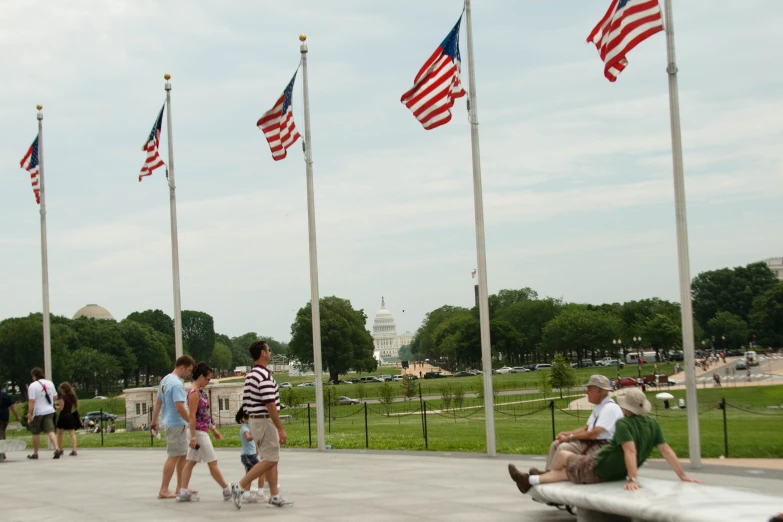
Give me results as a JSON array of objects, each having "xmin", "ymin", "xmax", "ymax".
[{"xmin": 593, "ymin": 415, "xmax": 665, "ymax": 481}]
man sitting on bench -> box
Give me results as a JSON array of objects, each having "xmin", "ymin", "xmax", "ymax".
[
  {"xmin": 535, "ymin": 375, "xmax": 622, "ymax": 474},
  {"xmin": 508, "ymin": 388, "xmax": 701, "ymax": 494}
]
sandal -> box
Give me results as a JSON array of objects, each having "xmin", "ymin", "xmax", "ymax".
[
  {"xmin": 70, "ymin": 451, "xmax": 78, "ymax": 456},
  {"xmin": 27, "ymin": 454, "xmax": 39, "ymax": 459}
]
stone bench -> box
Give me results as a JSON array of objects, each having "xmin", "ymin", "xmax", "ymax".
[{"xmin": 529, "ymin": 477, "xmax": 782, "ymax": 522}]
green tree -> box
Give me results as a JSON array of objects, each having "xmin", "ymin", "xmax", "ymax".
[
  {"xmin": 70, "ymin": 317, "xmax": 136, "ymax": 386},
  {"xmin": 401, "ymin": 374, "xmax": 417, "ymax": 401},
  {"xmin": 230, "ymin": 332, "xmax": 259, "ymax": 367},
  {"xmin": 539, "ymin": 370, "xmax": 552, "ymax": 397},
  {"xmin": 0, "ymin": 314, "xmax": 71, "ymax": 389},
  {"xmin": 487, "ymin": 288, "xmax": 538, "ymax": 317},
  {"xmin": 452, "ymin": 384, "xmax": 465, "ymax": 409},
  {"xmin": 692, "ymin": 262, "xmax": 779, "ymax": 326},
  {"xmin": 125, "ymin": 309, "xmax": 174, "ymax": 338},
  {"xmin": 377, "ymin": 383, "xmax": 397, "ymax": 416},
  {"xmin": 410, "ymin": 305, "xmax": 470, "ymax": 362},
  {"xmin": 69, "ymin": 347, "xmax": 122, "ymax": 393},
  {"xmin": 181, "ymin": 310, "xmax": 216, "ymax": 362},
  {"xmin": 398, "ymin": 345, "xmax": 412, "ymax": 361},
  {"xmin": 288, "ymin": 296, "xmax": 377, "ymax": 384},
  {"xmin": 706, "ymin": 311, "xmax": 748, "ymax": 351},
  {"xmin": 540, "ymin": 308, "xmax": 622, "ymax": 362},
  {"xmin": 355, "ymin": 383, "xmax": 367, "ymax": 403},
  {"xmin": 120, "ymin": 319, "xmax": 171, "ymax": 387},
  {"xmin": 439, "ymin": 383, "xmax": 453, "ymax": 410},
  {"xmin": 748, "ymin": 284, "xmax": 783, "ymax": 348},
  {"xmin": 636, "ymin": 313, "xmax": 682, "ymax": 361},
  {"xmin": 496, "ymin": 297, "xmax": 563, "ymax": 362},
  {"xmin": 210, "ymin": 343, "xmax": 233, "ymax": 375},
  {"xmin": 550, "ymin": 353, "xmax": 576, "ymax": 399}
]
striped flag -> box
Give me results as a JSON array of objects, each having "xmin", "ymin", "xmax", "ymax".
[
  {"xmin": 19, "ymin": 135, "xmax": 41, "ymax": 204},
  {"xmin": 138, "ymin": 104, "xmax": 165, "ymax": 182},
  {"xmin": 257, "ymin": 73, "xmax": 301, "ymax": 161},
  {"xmin": 401, "ymin": 16, "xmax": 466, "ymax": 130},
  {"xmin": 587, "ymin": 0, "xmax": 664, "ymax": 82}
]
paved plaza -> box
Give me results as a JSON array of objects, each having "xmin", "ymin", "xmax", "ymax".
[{"xmin": 1, "ymin": 448, "xmax": 782, "ymax": 521}]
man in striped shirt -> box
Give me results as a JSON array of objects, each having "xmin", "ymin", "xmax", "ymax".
[{"xmin": 229, "ymin": 340, "xmax": 292, "ymax": 509}]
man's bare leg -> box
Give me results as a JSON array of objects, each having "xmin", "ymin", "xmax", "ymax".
[
  {"xmin": 31, "ymin": 434, "xmax": 40, "ymax": 455},
  {"xmin": 538, "ymin": 469, "xmax": 569, "ymax": 483},
  {"xmin": 266, "ymin": 463, "xmax": 279, "ymax": 497},
  {"xmin": 239, "ymin": 460, "xmax": 275, "ymax": 491},
  {"xmin": 159, "ymin": 456, "xmax": 180, "ymax": 498}
]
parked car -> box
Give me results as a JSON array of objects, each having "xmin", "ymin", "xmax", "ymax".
[
  {"xmin": 338, "ymin": 396, "xmax": 360, "ymax": 405},
  {"xmin": 534, "ymin": 364, "xmax": 552, "ymax": 371},
  {"xmin": 615, "ymin": 377, "xmax": 638, "ymax": 388},
  {"xmin": 392, "ymin": 375, "xmax": 404, "ymax": 381},
  {"xmin": 668, "ymin": 352, "xmax": 684, "ymax": 362},
  {"xmin": 494, "ymin": 366, "xmax": 513, "ymax": 374},
  {"xmin": 279, "ymin": 382, "xmax": 292, "ymax": 389},
  {"xmin": 735, "ymin": 360, "xmax": 748, "ymax": 370},
  {"xmin": 468, "ymin": 369, "xmax": 483, "ymax": 375},
  {"xmin": 424, "ymin": 371, "xmax": 448, "ymax": 379},
  {"xmin": 347, "ymin": 378, "xmax": 361, "ymax": 384},
  {"xmin": 296, "ymin": 382, "xmax": 315, "ymax": 387},
  {"xmin": 452, "ymin": 371, "xmax": 473, "ymax": 377},
  {"xmin": 92, "ymin": 395, "xmax": 108, "ymax": 400},
  {"xmin": 511, "ymin": 367, "xmax": 529, "ymax": 373},
  {"xmin": 359, "ymin": 376, "xmax": 384, "ymax": 383},
  {"xmin": 379, "ymin": 374, "xmax": 393, "ymax": 382},
  {"xmin": 571, "ymin": 359, "xmax": 594, "ymax": 368},
  {"xmin": 82, "ymin": 411, "xmax": 117, "ymax": 423}
]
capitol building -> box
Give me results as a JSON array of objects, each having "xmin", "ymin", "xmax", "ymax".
[{"xmin": 372, "ymin": 297, "xmax": 414, "ymax": 360}]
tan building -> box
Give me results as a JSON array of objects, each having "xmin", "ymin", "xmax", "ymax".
[
  {"xmin": 762, "ymin": 257, "xmax": 783, "ymax": 281},
  {"xmin": 73, "ymin": 304, "xmax": 114, "ymax": 320},
  {"xmin": 371, "ymin": 297, "xmax": 414, "ymax": 359}
]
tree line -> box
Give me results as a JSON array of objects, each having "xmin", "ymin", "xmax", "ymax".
[
  {"xmin": 410, "ymin": 262, "xmax": 783, "ymax": 370},
  {"xmin": 0, "ymin": 308, "xmax": 287, "ymax": 393}
]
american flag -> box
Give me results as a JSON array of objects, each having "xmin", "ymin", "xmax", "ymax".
[
  {"xmin": 138, "ymin": 104, "xmax": 166, "ymax": 182},
  {"xmin": 19, "ymin": 135, "xmax": 41, "ymax": 205},
  {"xmin": 401, "ymin": 16, "xmax": 466, "ymax": 130},
  {"xmin": 257, "ymin": 73, "xmax": 301, "ymax": 161},
  {"xmin": 587, "ymin": 0, "xmax": 664, "ymax": 82}
]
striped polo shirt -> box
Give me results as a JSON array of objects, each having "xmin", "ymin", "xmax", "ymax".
[{"xmin": 243, "ymin": 364, "xmax": 281, "ymax": 415}]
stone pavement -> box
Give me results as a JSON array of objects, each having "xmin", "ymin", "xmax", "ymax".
[{"xmin": 1, "ymin": 448, "xmax": 782, "ymax": 521}]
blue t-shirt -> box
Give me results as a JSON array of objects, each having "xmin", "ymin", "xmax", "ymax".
[
  {"xmin": 157, "ymin": 373, "xmax": 187, "ymax": 427},
  {"xmin": 239, "ymin": 424, "xmax": 255, "ymax": 455}
]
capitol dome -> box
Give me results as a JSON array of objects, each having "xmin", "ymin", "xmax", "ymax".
[
  {"xmin": 73, "ymin": 304, "xmax": 114, "ymax": 321},
  {"xmin": 372, "ymin": 297, "xmax": 403, "ymax": 359}
]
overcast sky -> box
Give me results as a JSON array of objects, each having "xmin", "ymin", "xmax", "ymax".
[{"xmin": 2, "ymin": 0, "xmax": 781, "ymax": 342}]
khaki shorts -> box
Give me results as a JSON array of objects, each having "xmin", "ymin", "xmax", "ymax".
[
  {"xmin": 165, "ymin": 425, "xmax": 189, "ymax": 457},
  {"xmin": 186, "ymin": 431, "xmax": 217, "ymax": 463},
  {"xmin": 566, "ymin": 454, "xmax": 604, "ymax": 485},
  {"xmin": 30, "ymin": 413, "xmax": 55, "ymax": 435},
  {"xmin": 249, "ymin": 418, "xmax": 280, "ymax": 463}
]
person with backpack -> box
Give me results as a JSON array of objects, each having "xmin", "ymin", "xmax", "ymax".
[{"xmin": 26, "ymin": 367, "xmax": 63, "ymax": 459}]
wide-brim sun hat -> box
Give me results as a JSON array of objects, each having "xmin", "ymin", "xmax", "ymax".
[
  {"xmin": 586, "ymin": 374, "xmax": 612, "ymax": 391},
  {"xmin": 618, "ymin": 388, "xmax": 652, "ymax": 415}
]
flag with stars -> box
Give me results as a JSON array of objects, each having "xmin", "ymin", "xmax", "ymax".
[
  {"xmin": 401, "ymin": 16, "xmax": 466, "ymax": 130},
  {"xmin": 19, "ymin": 135, "xmax": 41, "ymax": 204},
  {"xmin": 587, "ymin": 0, "xmax": 664, "ymax": 81},
  {"xmin": 139, "ymin": 104, "xmax": 166, "ymax": 182},
  {"xmin": 257, "ymin": 73, "xmax": 301, "ymax": 161}
]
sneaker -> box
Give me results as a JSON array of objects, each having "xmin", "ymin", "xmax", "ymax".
[
  {"xmin": 175, "ymin": 490, "xmax": 199, "ymax": 502},
  {"xmin": 256, "ymin": 491, "xmax": 269, "ymax": 503},
  {"xmin": 230, "ymin": 483, "xmax": 242, "ymax": 510},
  {"xmin": 53, "ymin": 449, "xmax": 64, "ymax": 459},
  {"xmin": 70, "ymin": 451, "xmax": 78, "ymax": 456},
  {"xmin": 242, "ymin": 492, "xmax": 260, "ymax": 504},
  {"xmin": 267, "ymin": 495, "xmax": 294, "ymax": 508},
  {"xmin": 223, "ymin": 487, "xmax": 231, "ymax": 501},
  {"xmin": 27, "ymin": 454, "xmax": 38, "ymax": 460}
]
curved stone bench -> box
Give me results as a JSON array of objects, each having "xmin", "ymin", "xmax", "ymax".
[{"xmin": 529, "ymin": 477, "xmax": 782, "ymax": 522}]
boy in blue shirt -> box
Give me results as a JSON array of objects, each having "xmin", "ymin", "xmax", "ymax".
[{"xmin": 236, "ymin": 407, "xmax": 267, "ymax": 503}]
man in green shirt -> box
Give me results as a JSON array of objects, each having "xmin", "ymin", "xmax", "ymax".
[{"xmin": 508, "ymin": 388, "xmax": 701, "ymax": 494}]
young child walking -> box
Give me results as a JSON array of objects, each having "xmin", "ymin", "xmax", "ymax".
[
  {"xmin": 177, "ymin": 362, "xmax": 231, "ymax": 502},
  {"xmin": 236, "ymin": 407, "xmax": 268, "ymax": 503}
]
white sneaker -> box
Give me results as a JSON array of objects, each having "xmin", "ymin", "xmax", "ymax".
[
  {"xmin": 223, "ymin": 487, "xmax": 231, "ymax": 501},
  {"xmin": 268, "ymin": 495, "xmax": 294, "ymax": 508},
  {"xmin": 241, "ymin": 491, "xmax": 260, "ymax": 504},
  {"xmin": 175, "ymin": 490, "xmax": 199, "ymax": 502},
  {"xmin": 230, "ymin": 483, "xmax": 242, "ymax": 510}
]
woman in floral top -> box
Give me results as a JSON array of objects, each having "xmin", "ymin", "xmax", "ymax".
[{"xmin": 177, "ymin": 362, "xmax": 230, "ymax": 502}]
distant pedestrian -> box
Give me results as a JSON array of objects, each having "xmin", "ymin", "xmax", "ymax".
[
  {"xmin": 712, "ymin": 373, "xmax": 721, "ymax": 387},
  {"xmin": 55, "ymin": 382, "xmax": 80, "ymax": 456},
  {"xmin": 228, "ymin": 340, "xmax": 293, "ymax": 509},
  {"xmin": 679, "ymin": 398, "xmax": 685, "ymax": 409},
  {"xmin": 26, "ymin": 367, "xmax": 62, "ymax": 459},
  {"xmin": 747, "ymin": 369, "xmax": 752, "ymax": 382},
  {"xmin": 177, "ymin": 362, "xmax": 231, "ymax": 502},
  {"xmin": 150, "ymin": 355, "xmax": 195, "ymax": 499},
  {"xmin": 663, "ymin": 399, "xmax": 670, "ymax": 410},
  {"xmin": 1, "ymin": 387, "xmax": 21, "ymax": 461}
]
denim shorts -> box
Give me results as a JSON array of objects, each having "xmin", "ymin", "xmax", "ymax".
[{"xmin": 241, "ymin": 453, "xmax": 259, "ymax": 472}]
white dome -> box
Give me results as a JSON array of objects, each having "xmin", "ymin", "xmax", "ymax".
[{"xmin": 73, "ymin": 304, "xmax": 114, "ymax": 320}]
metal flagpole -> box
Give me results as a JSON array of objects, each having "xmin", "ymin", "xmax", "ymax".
[
  {"xmin": 164, "ymin": 74, "xmax": 184, "ymax": 360},
  {"xmin": 663, "ymin": 0, "xmax": 700, "ymax": 468},
  {"xmin": 36, "ymin": 104, "xmax": 53, "ymax": 381},
  {"xmin": 464, "ymin": 0, "xmax": 496, "ymax": 456},
  {"xmin": 299, "ymin": 34, "xmax": 326, "ymax": 451}
]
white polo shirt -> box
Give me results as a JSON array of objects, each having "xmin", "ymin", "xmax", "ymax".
[{"xmin": 586, "ymin": 396, "xmax": 623, "ymax": 441}]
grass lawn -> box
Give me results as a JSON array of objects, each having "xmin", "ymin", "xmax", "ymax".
[{"xmin": 6, "ymin": 385, "xmax": 782, "ymax": 458}]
